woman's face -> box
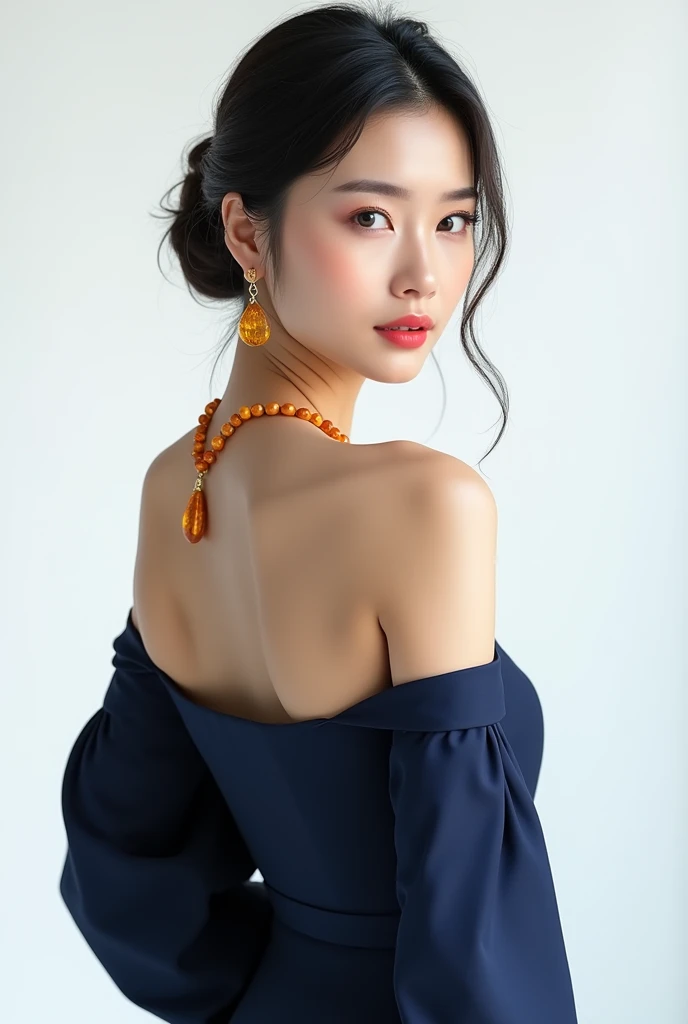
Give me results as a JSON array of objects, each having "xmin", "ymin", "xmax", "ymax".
[{"xmin": 232, "ymin": 104, "xmax": 478, "ymax": 387}]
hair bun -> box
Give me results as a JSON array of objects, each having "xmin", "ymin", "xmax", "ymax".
[
  {"xmin": 157, "ymin": 134, "xmax": 244, "ymax": 302},
  {"xmin": 188, "ymin": 136, "xmax": 212, "ymax": 176},
  {"xmin": 406, "ymin": 19, "xmax": 429, "ymax": 35}
]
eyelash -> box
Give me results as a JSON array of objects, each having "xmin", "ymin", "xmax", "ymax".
[{"xmin": 348, "ymin": 206, "xmax": 481, "ymax": 235}]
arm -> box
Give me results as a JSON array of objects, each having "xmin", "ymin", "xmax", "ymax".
[
  {"xmin": 59, "ymin": 657, "xmax": 271, "ymax": 1023},
  {"xmin": 378, "ymin": 462, "xmax": 578, "ymax": 1023}
]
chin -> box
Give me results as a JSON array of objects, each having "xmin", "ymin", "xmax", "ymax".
[{"xmin": 364, "ymin": 358, "xmax": 427, "ymax": 385}]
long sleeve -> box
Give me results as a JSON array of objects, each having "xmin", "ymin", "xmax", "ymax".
[
  {"xmin": 388, "ymin": 649, "xmax": 578, "ymax": 1023},
  {"xmin": 59, "ymin": 616, "xmax": 272, "ymax": 1023}
]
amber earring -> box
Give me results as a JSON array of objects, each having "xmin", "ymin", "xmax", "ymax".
[{"xmin": 238, "ymin": 268, "xmax": 271, "ymax": 346}]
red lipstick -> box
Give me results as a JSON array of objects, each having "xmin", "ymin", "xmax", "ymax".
[{"xmin": 374, "ymin": 313, "xmax": 433, "ymax": 349}]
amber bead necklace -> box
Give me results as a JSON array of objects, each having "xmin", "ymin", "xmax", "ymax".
[
  {"xmin": 182, "ymin": 266, "xmax": 350, "ymax": 543},
  {"xmin": 182, "ymin": 398, "xmax": 350, "ymax": 543}
]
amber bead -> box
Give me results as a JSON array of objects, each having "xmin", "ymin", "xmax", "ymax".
[
  {"xmin": 230, "ymin": 413, "xmax": 243, "ymax": 427},
  {"xmin": 182, "ymin": 488, "xmax": 206, "ymax": 543},
  {"xmin": 265, "ymin": 402, "xmax": 280, "ymax": 415},
  {"xmin": 238, "ymin": 301, "xmax": 271, "ymax": 346}
]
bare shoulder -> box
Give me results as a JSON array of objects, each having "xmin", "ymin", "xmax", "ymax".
[
  {"xmin": 368, "ymin": 440, "xmax": 498, "ymax": 685},
  {"xmin": 383, "ymin": 438, "xmax": 496, "ymax": 497}
]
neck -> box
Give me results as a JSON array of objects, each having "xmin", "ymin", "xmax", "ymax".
[{"xmin": 216, "ymin": 331, "xmax": 365, "ymax": 442}]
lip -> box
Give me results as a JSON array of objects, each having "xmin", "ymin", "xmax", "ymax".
[
  {"xmin": 374, "ymin": 314, "xmax": 434, "ymax": 330},
  {"xmin": 373, "ymin": 327, "xmax": 428, "ymax": 349}
]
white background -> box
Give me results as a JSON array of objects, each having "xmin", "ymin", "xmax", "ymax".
[{"xmin": 2, "ymin": 1, "xmax": 686, "ymax": 1021}]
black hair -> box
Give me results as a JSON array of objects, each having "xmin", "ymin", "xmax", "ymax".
[{"xmin": 154, "ymin": 1, "xmax": 510, "ymax": 464}]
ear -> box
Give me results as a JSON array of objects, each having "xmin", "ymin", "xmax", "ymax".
[{"xmin": 221, "ymin": 191, "xmax": 263, "ymax": 273}]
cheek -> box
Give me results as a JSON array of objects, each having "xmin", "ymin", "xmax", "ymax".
[{"xmin": 300, "ymin": 229, "xmax": 367, "ymax": 305}]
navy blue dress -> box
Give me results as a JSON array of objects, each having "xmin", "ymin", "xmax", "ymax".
[{"xmin": 59, "ymin": 609, "xmax": 578, "ymax": 1023}]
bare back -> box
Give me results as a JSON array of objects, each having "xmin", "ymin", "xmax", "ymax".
[{"xmin": 133, "ymin": 421, "xmax": 439, "ymax": 724}]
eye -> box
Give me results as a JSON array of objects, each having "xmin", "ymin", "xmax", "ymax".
[
  {"xmin": 349, "ymin": 207, "xmax": 480, "ymax": 234},
  {"xmin": 441, "ymin": 212, "xmax": 480, "ymax": 233}
]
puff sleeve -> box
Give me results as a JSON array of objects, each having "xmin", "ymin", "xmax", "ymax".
[
  {"xmin": 58, "ymin": 613, "xmax": 272, "ymax": 1023},
  {"xmin": 387, "ymin": 646, "xmax": 578, "ymax": 1023}
]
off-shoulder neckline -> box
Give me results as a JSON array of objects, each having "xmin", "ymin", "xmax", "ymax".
[{"xmin": 122, "ymin": 608, "xmax": 504, "ymax": 731}]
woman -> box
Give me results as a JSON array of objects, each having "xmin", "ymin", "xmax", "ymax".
[{"xmin": 59, "ymin": 4, "xmax": 578, "ymax": 1021}]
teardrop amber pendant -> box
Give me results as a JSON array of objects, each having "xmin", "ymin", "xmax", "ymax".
[
  {"xmin": 238, "ymin": 300, "xmax": 271, "ymax": 346},
  {"xmin": 182, "ymin": 477, "xmax": 207, "ymax": 543}
]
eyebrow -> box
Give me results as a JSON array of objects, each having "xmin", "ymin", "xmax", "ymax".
[{"xmin": 330, "ymin": 179, "xmax": 477, "ymax": 202}]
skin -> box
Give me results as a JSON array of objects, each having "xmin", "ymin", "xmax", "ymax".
[{"xmin": 218, "ymin": 103, "xmax": 477, "ymax": 446}]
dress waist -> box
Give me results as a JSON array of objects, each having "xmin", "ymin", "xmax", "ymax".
[{"xmin": 264, "ymin": 882, "xmax": 400, "ymax": 949}]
